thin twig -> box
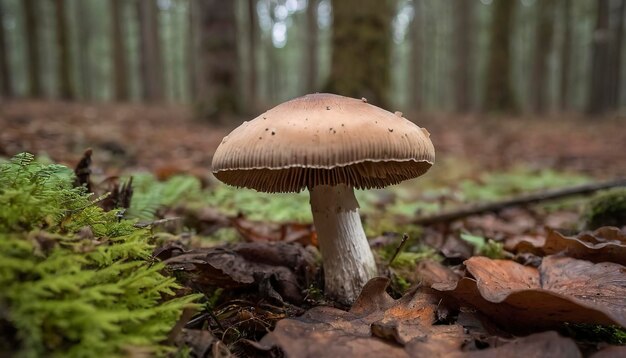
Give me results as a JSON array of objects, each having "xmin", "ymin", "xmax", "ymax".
[
  {"xmin": 413, "ymin": 178, "xmax": 626, "ymax": 226},
  {"xmin": 388, "ymin": 233, "xmax": 410, "ymax": 266}
]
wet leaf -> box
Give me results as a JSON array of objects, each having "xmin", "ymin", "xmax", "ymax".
[
  {"xmin": 512, "ymin": 227, "xmax": 626, "ymax": 265},
  {"xmin": 256, "ymin": 278, "xmax": 469, "ymax": 357},
  {"xmin": 432, "ymin": 256, "xmax": 626, "ymax": 331}
]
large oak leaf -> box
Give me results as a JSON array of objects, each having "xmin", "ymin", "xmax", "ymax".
[{"xmin": 432, "ymin": 256, "xmax": 626, "ymax": 330}]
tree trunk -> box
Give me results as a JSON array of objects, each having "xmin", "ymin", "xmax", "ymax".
[
  {"xmin": 609, "ymin": 0, "xmax": 625, "ymax": 108},
  {"xmin": 484, "ymin": 0, "xmax": 516, "ymax": 113},
  {"xmin": 410, "ymin": 0, "xmax": 421, "ymax": 110},
  {"xmin": 54, "ymin": 0, "xmax": 74, "ymax": 100},
  {"xmin": 196, "ymin": 0, "xmax": 239, "ymax": 119},
  {"xmin": 247, "ymin": 0, "xmax": 259, "ymax": 111},
  {"xmin": 111, "ymin": 0, "xmax": 128, "ymax": 101},
  {"xmin": 326, "ymin": 0, "xmax": 393, "ymax": 108},
  {"xmin": 23, "ymin": 0, "xmax": 42, "ymax": 97},
  {"xmin": 0, "ymin": 0, "xmax": 13, "ymax": 98},
  {"xmin": 454, "ymin": 0, "xmax": 472, "ymax": 112},
  {"xmin": 187, "ymin": 0, "xmax": 201, "ymax": 101},
  {"xmin": 559, "ymin": 0, "xmax": 572, "ymax": 110},
  {"xmin": 530, "ymin": 0, "xmax": 556, "ymax": 113},
  {"xmin": 305, "ymin": 0, "xmax": 318, "ymax": 93},
  {"xmin": 137, "ymin": 0, "xmax": 164, "ymax": 102},
  {"xmin": 74, "ymin": 0, "xmax": 91, "ymax": 100},
  {"xmin": 588, "ymin": 0, "xmax": 611, "ymax": 115}
]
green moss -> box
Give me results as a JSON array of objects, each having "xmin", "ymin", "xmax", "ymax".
[
  {"xmin": 0, "ymin": 153, "xmax": 201, "ymax": 357},
  {"xmin": 460, "ymin": 233, "xmax": 505, "ymax": 259},
  {"xmin": 128, "ymin": 173, "xmax": 204, "ymax": 220},
  {"xmin": 389, "ymin": 274, "xmax": 412, "ymax": 296},
  {"xmin": 203, "ymin": 183, "xmax": 311, "ymax": 222},
  {"xmin": 564, "ymin": 324, "xmax": 626, "ymax": 345},
  {"xmin": 363, "ymin": 216, "xmax": 423, "ymax": 239},
  {"xmin": 458, "ymin": 168, "xmax": 590, "ymax": 202},
  {"xmin": 388, "ymin": 249, "xmax": 442, "ymax": 268},
  {"xmin": 583, "ymin": 188, "xmax": 626, "ymax": 230}
]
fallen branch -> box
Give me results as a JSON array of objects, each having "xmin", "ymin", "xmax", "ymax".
[{"xmin": 413, "ymin": 178, "xmax": 626, "ymax": 226}]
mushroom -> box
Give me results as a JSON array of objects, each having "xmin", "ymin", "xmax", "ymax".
[{"xmin": 211, "ymin": 93, "xmax": 435, "ymax": 304}]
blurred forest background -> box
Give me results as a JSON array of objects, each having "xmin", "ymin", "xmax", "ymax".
[{"xmin": 0, "ymin": 0, "xmax": 625, "ymax": 119}]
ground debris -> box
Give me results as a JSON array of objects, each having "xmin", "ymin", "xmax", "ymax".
[
  {"xmin": 163, "ymin": 242, "xmax": 319, "ymax": 304},
  {"xmin": 463, "ymin": 331, "xmax": 581, "ymax": 358},
  {"xmin": 510, "ymin": 227, "xmax": 626, "ymax": 265},
  {"xmin": 432, "ymin": 256, "xmax": 626, "ymax": 331},
  {"xmin": 174, "ymin": 328, "xmax": 233, "ymax": 358},
  {"xmin": 253, "ymin": 278, "xmax": 469, "ymax": 357},
  {"xmin": 231, "ymin": 215, "xmax": 317, "ymax": 246}
]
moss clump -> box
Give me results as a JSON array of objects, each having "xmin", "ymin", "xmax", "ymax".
[
  {"xmin": 460, "ymin": 233, "xmax": 505, "ymax": 259},
  {"xmin": 583, "ymin": 188, "xmax": 626, "ymax": 230},
  {"xmin": 564, "ymin": 324, "xmax": 626, "ymax": 345},
  {"xmin": 0, "ymin": 153, "xmax": 200, "ymax": 357}
]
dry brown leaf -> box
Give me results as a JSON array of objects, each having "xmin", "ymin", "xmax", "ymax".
[
  {"xmin": 256, "ymin": 277, "xmax": 468, "ymax": 358},
  {"xmin": 463, "ymin": 331, "xmax": 581, "ymax": 358},
  {"xmin": 164, "ymin": 242, "xmax": 318, "ymax": 303},
  {"xmin": 590, "ymin": 345, "xmax": 626, "ymax": 358},
  {"xmin": 512, "ymin": 227, "xmax": 626, "ymax": 265},
  {"xmin": 231, "ymin": 215, "xmax": 317, "ymax": 246},
  {"xmin": 432, "ymin": 256, "xmax": 626, "ymax": 330},
  {"xmin": 416, "ymin": 260, "xmax": 459, "ymax": 287},
  {"xmin": 174, "ymin": 329, "xmax": 232, "ymax": 358},
  {"xmin": 465, "ymin": 210, "xmax": 536, "ymax": 238}
]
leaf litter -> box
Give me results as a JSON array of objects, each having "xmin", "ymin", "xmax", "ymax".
[{"xmin": 509, "ymin": 227, "xmax": 626, "ymax": 265}]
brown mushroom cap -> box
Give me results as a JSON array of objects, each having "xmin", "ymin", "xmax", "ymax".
[{"xmin": 212, "ymin": 93, "xmax": 435, "ymax": 193}]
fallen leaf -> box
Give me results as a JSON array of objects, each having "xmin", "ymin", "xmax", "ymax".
[
  {"xmin": 164, "ymin": 242, "xmax": 318, "ymax": 303},
  {"xmin": 504, "ymin": 234, "xmax": 545, "ymax": 252},
  {"xmin": 432, "ymin": 256, "xmax": 626, "ymax": 331},
  {"xmin": 465, "ymin": 210, "xmax": 536, "ymax": 239},
  {"xmin": 175, "ymin": 329, "xmax": 232, "ymax": 358},
  {"xmin": 231, "ymin": 215, "xmax": 317, "ymax": 246},
  {"xmin": 416, "ymin": 260, "xmax": 459, "ymax": 287},
  {"xmin": 512, "ymin": 227, "xmax": 626, "ymax": 265},
  {"xmin": 256, "ymin": 278, "xmax": 469, "ymax": 357},
  {"xmin": 591, "ymin": 345, "xmax": 626, "ymax": 358},
  {"xmin": 464, "ymin": 331, "xmax": 581, "ymax": 358}
]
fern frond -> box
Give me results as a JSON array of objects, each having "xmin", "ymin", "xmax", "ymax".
[{"xmin": 0, "ymin": 153, "xmax": 200, "ymax": 357}]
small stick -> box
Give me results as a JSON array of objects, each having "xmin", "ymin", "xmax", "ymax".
[
  {"xmin": 388, "ymin": 233, "xmax": 410, "ymax": 266},
  {"xmin": 413, "ymin": 178, "xmax": 626, "ymax": 226}
]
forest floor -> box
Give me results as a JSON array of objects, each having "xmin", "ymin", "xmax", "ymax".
[
  {"xmin": 2, "ymin": 100, "xmax": 626, "ymax": 356},
  {"xmin": 2, "ymin": 100, "xmax": 625, "ymax": 177}
]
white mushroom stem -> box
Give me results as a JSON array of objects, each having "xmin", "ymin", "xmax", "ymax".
[{"xmin": 309, "ymin": 184, "xmax": 378, "ymax": 304}]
